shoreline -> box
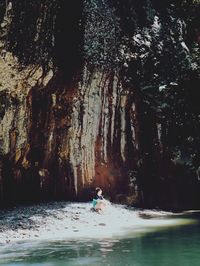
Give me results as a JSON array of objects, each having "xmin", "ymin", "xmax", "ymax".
[{"xmin": 0, "ymin": 201, "xmax": 198, "ymax": 246}]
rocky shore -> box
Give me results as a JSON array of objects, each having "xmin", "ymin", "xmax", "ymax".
[{"xmin": 0, "ymin": 201, "xmax": 192, "ymax": 246}]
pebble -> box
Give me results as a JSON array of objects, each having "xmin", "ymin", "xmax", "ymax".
[{"xmin": 99, "ymin": 223, "xmax": 106, "ymax": 226}]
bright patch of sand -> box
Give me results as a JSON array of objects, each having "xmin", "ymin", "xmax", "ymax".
[{"xmin": 0, "ymin": 202, "xmax": 196, "ymax": 245}]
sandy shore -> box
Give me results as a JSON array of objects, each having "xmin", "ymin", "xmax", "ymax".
[{"xmin": 0, "ymin": 201, "xmax": 192, "ymax": 245}]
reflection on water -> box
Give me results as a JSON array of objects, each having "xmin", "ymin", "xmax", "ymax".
[{"xmin": 0, "ymin": 213, "xmax": 200, "ymax": 266}]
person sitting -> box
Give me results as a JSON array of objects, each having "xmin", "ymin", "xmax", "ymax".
[{"xmin": 92, "ymin": 187, "xmax": 106, "ymax": 213}]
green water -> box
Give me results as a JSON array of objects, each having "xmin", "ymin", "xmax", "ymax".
[{"xmin": 0, "ymin": 214, "xmax": 200, "ymax": 266}]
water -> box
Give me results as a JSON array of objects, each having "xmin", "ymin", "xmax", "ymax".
[{"xmin": 0, "ymin": 211, "xmax": 200, "ymax": 266}]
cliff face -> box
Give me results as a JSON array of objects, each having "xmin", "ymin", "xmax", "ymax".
[{"xmin": 0, "ymin": 0, "xmax": 200, "ymax": 209}]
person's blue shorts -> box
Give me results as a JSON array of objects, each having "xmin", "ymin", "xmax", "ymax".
[{"xmin": 92, "ymin": 199, "xmax": 98, "ymax": 208}]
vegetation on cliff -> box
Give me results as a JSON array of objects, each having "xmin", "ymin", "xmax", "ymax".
[{"xmin": 0, "ymin": 0, "xmax": 200, "ymax": 209}]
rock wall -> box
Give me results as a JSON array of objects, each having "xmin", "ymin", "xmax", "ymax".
[{"xmin": 0, "ymin": 0, "xmax": 200, "ymax": 209}]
